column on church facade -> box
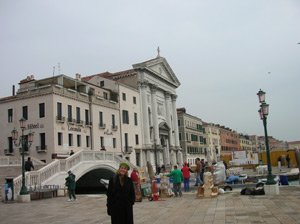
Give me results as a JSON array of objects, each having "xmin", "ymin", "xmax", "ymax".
[
  {"xmin": 146, "ymin": 150, "xmax": 151, "ymax": 163},
  {"xmin": 171, "ymin": 94, "xmax": 180, "ymax": 148},
  {"xmin": 139, "ymin": 81, "xmax": 151, "ymax": 146},
  {"xmin": 164, "ymin": 92, "xmax": 173, "ymax": 147},
  {"xmin": 177, "ymin": 151, "xmax": 183, "ymax": 166},
  {"xmin": 141, "ymin": 150, "xmax": 147, "ymax": 169},
  {"xmin": 150, "ymin": 84, "xmax": 159, "ymax": 143}
]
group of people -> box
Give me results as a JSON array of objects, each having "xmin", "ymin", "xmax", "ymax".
[{"xmin": 166, "ymin": 158, "xmax": 208, "ymax": 198}]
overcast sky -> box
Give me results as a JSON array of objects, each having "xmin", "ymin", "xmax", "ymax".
[{"xmin": 1, "ymin": 0, "xmax": 299, "ymax": 142}]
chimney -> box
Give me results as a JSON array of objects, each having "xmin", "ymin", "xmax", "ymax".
[
  {"xmin": 12, "ymin": 85, "xmax": 15, "ymax": 96},
  {"xmin": 76, "ymin": 73, "xmax": 81, "ymax": 81}
]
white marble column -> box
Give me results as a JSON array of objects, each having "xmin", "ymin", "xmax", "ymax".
[
  {"xmin": 177, "ymin": 151, "xmax": 183, "ymax": 166},
  {"xmin": 171, "ymin": 94, "xmax": 180, "ymax": 147},
  {"xmin": 139, "ymin": 81, "xmax": 151, "ymax": 145},
  {"xmin": 164, "ymin": 92, "xmax": 173, "ymax": 146},
  {"xmin": 170, "ymin": 150, "xmax": 176, "ymax": 166},
  {"xmin": 146, "ymin": 150, "xmax": 151, "ymax": 162},
  {"xmin": 150, "ymin": 84, "xmax": 159, "ymax": 143},
  {"xmin": 142, "ymin": 150, "xmax": 147, "ymax": 169}
]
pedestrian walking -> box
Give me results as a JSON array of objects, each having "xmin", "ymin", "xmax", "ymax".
[
  {"xmin": 286, "ymin": 155, "xmax": 290, "ymax": 168},
  {"xmin": 194, "ymin": 158, "xmax": 203, "ymax": 186},
  {"xmin": 107, "ymin": 162, "xmax": 135, "ymax": 224},
  {"xmin": 167, "ymin": 165, "xmax": 183, "ymax": 197},
  {"xmin": 277, "ymin": 156, "xmax": 282, "ymax": 168},
  {"xmin": 65, "ymin": 170, "xmax": 77, "ymax": 202},
  {"xmin": 25, "ymin": 157, "xmax": 34, "ymax": 171},
  {"xmin": 201, "ymin": 159, "xmax": 206, "ymax": 181}
]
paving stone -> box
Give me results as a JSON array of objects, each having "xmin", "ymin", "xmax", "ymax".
[{"xmin": 1, "ymin": 185, "xmax": 300, "ymax": 223}]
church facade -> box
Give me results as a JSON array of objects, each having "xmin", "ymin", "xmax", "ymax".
[{"xmin": 87, "ymin": 53, "xmax": 183, "ymax": 171}]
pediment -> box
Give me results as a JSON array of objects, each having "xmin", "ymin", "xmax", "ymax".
[
  {"xmin": 133, "ymin": 57, "xmax": 181, "ymax": 88},
  {"xmin": 159, "ymin": 122, "xmax": 170, "ymax": 131}
]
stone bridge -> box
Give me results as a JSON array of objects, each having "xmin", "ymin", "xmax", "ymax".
[{"xmin": 12, "ymin": 151, "xmax": 135, "ymax": 197}]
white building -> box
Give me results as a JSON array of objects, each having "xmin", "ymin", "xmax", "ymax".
[
  {"xmin": 0, "ymin": 74, "xmax": 122, "ymax": 163},
  {"xmin": 0, "ymin": 53, "xmax": 183, "ymax": 172},
  {"xmin": 203, "ymin": 122, "xmax": 221, "ymax": 164},
  {"xmin": 84, "ymin": 53, "xmax": 183, "ymax": 171}
]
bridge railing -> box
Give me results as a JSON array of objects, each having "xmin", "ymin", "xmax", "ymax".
[
  {"xmin": 0, "ymin": 156, "xmax": 45, "ymax": 166},
  {"xmin": 12, "ymin": 151, "xmax": 134, "ymax": 198}
]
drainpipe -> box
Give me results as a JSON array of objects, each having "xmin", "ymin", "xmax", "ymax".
[{"xmin": 89, "ymin": 90, "xmax": 94, "ymax": 150}]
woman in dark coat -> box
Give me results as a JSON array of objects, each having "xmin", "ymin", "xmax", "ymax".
[{"xmin": 107, "ymin": 162, "xmax": 135, "ymax": 224}]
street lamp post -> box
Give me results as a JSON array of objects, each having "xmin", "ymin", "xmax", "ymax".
[
  {"xmin": 11, "ymin": 118, "xmax": 34, "ymax": 195},
  {"xmin": 257, "ymin": 89, "xmax": 276, "ymax": 185},
  {"xmin": 154, "ymin": 139, "xmax": 158, "ymax": 175}
]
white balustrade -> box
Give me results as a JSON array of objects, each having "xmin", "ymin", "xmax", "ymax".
[{"xmin": 12, "ymin": 151, "xmax": 135, "ymax": 198}]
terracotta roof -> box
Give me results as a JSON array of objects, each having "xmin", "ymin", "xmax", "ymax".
[
  {"xmin": 0, "ymin": 95, "xmax": 17, "ymax": 101},
  {"xmin": 82, "ymin": 69, "xmax": 135, "ymax": 82},
  {"xmin": 288, "ymin": 141, "xmax": 300, "ymax": 144}
]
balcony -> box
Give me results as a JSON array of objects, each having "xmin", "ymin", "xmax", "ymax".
[
  {"xmin": 4, "ymin": 149, "xmax": 14, "ymax": 155},
  {"xmin": 85, "ymin": 121, "xmax": 92, "ymax": 127},
  {"xmin": 36, "ymin": 145, "xmax": 47, "ymax": 153},
  {"xmin": 76, "ymin": 120, "xmax": 84, "ymax": 126},
  {"xmin": 67, "ymin": 118, "xmax": 76, "ymax": 125},
  {"xmin": 19, "ymin": 148, "xmax": 29, "ymax": 154},
  {"xmin": 99, "ymin": 123, "xmax": 106, "ymax": 129},
  {"xmin": 56, "ymin": 116, "xmax": 65, "ymax": 123},
  {"xmin": 124, "ymin": 146, "xmax": 133, "ymax": 154},
  {"xmin": 112, "ymin": 125, "xmax": 118, "ymax": 131}
]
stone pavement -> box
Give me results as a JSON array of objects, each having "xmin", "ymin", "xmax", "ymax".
[{"xmin": 1, "ymin": 185, "xmax": 300, "ymax": 224}]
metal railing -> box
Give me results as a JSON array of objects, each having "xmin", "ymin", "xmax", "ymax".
[
  {"xmin": 4, "ymin": 149, "xmax": 14, "ymax": 155},
  {"xmin": 36, "ymin": 145, "xmax": 47, "ymax": 152}
]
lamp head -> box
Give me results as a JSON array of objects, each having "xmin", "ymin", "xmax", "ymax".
[
  {"xmin": 19, "ymin": 117, "xmax": 26, "ymax": 129},
  {"xmin": 257, "ymin": 89, "xmax": 266, "ymax": 103},
  {"xmin": 261, "ymin": 102, "xmax": 269, "ymax": 117},
  {"xmin": 11, "ymin": 128, "xmax": 18, "ymax": 141},
  {"xmin": 28, "ymin": 131, "xmax": 34, "ymax": 143}
]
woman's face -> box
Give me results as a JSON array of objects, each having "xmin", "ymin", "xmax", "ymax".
[{"xmin": 119, "ymin": 166, "xmax": 128, "ymax": 175}]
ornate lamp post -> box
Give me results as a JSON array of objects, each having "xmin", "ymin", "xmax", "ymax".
[
  {"xmin": 257, "ymin": 89, "xmax": 276, "ymax": 185},
  {"xmin": 11, "ymin": 118, "xmax": 34, "ymax": 195},
  {"xmin": 154, "ymin": 139, "xmax": 158, "ymax": 175}
]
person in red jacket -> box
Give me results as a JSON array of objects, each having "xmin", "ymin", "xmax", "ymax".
[
  {"xmin": 181, "ymin": 162, "xmax": 192, "ymax": 192},
  {"xmin": 130, "ymin": 168, "xmax": 139, "ymax": 198}
]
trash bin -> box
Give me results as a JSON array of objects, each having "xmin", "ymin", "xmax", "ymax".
[
  {"xmin": 279, "ymin": 175, "xmax": 289, "ymax": 185},
  {"xmin": 5, "ymin": 178, "xmax": 14, "ymax": 201}
]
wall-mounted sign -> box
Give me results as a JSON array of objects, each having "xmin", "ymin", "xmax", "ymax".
[
  {"xmin": 27, "ymin": 123, "xmax": 44, "ymax": 130},
  {"xmin": 68, "ymin": 126, "xmax": 81, "ymax": 132}
]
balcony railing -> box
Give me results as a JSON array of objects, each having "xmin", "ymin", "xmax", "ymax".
[
  {"xmin": 76, "ymin": 120, "xmax": 84, "ymax": 126},
  {"xmin": 67, "ymin": 118, "xmax": 76, "ymax": 125},
  {"xmin": 19, "ymin": 148, "xmax": 29, "ymax": 154},
  {"xmin": 112, "ymin": 125, "xmax": 118, "ymax": 131},
  {"xmin": 124, "ymin": 146, "xmax": 133, "ymax": 154},
  {"xmin": 99, "ymin": 123, "xmax": 106, "ymax": 129},
  {"xmin": 4, "ymin": 149, "xmax": 14, "ymax": 155},
  {"xmin": 85, "ymin": 121, "xmax": 92, "ymax": 127},
  {"xmin": 56, "ymin": 116, "xmax": 65, "ymax": 123},
  {"xmin": 36, "ymin": 145, "xmax": 47, "ymax": 153}
]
